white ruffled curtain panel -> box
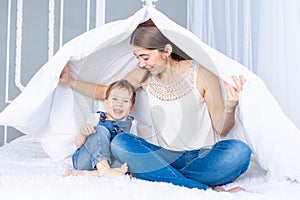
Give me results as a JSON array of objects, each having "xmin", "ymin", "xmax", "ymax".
[{"xmin": 187, "ymin": 0, "xmax": 300, "ymax": 129}]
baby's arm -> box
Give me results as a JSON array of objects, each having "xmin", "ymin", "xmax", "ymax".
[{"xmin": 75, "ymin": 123, "xmax": 95, "ymax": 148}]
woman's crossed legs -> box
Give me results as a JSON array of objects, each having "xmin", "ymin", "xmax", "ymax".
[{"xmin": 111, "ymin": 133, "xmax": 251, "ymax": 191}]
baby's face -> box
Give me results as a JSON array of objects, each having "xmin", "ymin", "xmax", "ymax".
[{"xmin": 104, "ymin": 88, "xmax": 133, "ymax": 121}]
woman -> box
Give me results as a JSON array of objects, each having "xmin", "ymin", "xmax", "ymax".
[{"xmin": 60, "ymin": 19, "xmax": 251, "ymax": 192}]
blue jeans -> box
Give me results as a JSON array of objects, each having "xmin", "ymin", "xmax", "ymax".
[
  {"xmin": 72, "ymin": 125, "xmax": 122, "ymax": 170},
  {"xmin": 111, "ymin": 133, "xmax": 251, "ymax": 190}
]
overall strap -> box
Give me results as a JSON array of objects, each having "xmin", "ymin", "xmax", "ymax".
[{"xmin": 97, "ymin": 111, "xmax": 107, "ymax": 124}]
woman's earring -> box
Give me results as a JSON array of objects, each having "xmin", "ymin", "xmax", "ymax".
[
  {"xmin": 166, "ymin": 55, "xmax": 170, "ymax": 63},
  {"xmin": 165, "ymin": 44, "xmax": 172, "ymax": 64},
  {"xmin": 165, "ymin": 44, "xmax": 173, "ymax": 53}
]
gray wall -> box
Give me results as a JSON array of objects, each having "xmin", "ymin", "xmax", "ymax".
[
  {"xmin": 105, "ymin": 0, "xmax": 187, "ymax": 27},
  {"xmin": 0, "ymin": 0, "xmax": 187, "ymax": 145}
]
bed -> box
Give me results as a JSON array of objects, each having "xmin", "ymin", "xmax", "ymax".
[
  {"xmin": 0, "ymin": 135, "xmax": 299, "ymax": 200},
  {"xmin": 1, "ymin": 6, "xmax": 300, "ymax": 200}
]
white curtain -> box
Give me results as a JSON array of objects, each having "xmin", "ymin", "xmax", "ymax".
[
  {"xmin": 187, "ymin": 0, "xmax": 300, "ymax": 129},
  {"xmin": 257, "ymin": 0, "xmax": 300, "ymax": 129}
]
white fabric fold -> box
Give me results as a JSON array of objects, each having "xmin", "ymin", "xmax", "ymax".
[{"xmin": 0, "ymin": 6, "xmax": 299, "ymax": 181}]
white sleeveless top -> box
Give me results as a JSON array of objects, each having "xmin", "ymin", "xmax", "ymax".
[{"xmin": 145, "ymin": 61, "xmax": 217, "ymax": 151}]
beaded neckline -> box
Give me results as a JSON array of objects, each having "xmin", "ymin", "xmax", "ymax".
[{"xmin": 147, "ymin": 66, "xmax": 195, "ymax": 101}]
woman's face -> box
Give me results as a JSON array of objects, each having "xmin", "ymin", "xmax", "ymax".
[{"xmin": 132, "ymin": 45, "xmax": 168, "ymax": 75}]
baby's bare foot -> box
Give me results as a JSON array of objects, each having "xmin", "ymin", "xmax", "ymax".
[
  {"xmin": 64, "ymin": 163, "xmax": 128, "ymax": 178},
  {"xmin": 119, "ymin": 163, "xmax": 128, "ymax": 173},
  {"xmin": 97, "ymin": 163, "xmax": 128, "ymax": 178},
  {"xmin": 65, "ymin": 169, "xmax": 99, "ymax": 176}
]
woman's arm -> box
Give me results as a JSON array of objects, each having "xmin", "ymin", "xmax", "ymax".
[
  {"xmin": 196, "ymin": 65, "xmax": 244, "ymax": 138},
  {"xmin": 59, "ymin": 64, "xmax": 148, "ymax": 99},
  {"xmin": 59, "ymin": 64, "xmax": 107, "ymax": 100},
  {"xmin": 124, "ymin": 67, "xmax": 149, "ymax": 90}
]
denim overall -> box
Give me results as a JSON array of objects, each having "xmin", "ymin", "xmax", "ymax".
[
  {"xmin": 72, "ymin": 111, "xmax": 134, "ymax": 170},
  {"xmin": 97, "ymin": 111, "xmax": 134, "ymax": 141}
]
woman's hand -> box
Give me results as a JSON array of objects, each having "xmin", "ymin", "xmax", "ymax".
[
  {"xmin": 59, "ymin": 64, "xmax": 75, "ymax": 88},
  {"xmin": 224, "ymin": 75, "xmax": 246, "ymax": 113}
]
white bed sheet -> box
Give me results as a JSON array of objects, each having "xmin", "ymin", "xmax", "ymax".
[{"xmin": 1, "ymin": 136, "xmax": 300, "ymax": 200}]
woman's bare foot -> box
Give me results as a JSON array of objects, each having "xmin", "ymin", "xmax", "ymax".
[
  {"xmin": 212, "ymin": 186, "xmax": 245, "ymax": 193},
  {"xmin": 65, "ymin": 169, "xmax": 73, "ymax": 176}
]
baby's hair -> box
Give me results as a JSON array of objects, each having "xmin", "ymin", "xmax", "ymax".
[{"xmin": 105, "ymin": 79, "xmax": 136, "ymax": 105}]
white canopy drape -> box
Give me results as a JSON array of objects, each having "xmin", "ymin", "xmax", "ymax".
[
  {"xmin": 0, "ymin": 6, "xmax": 300, "ymax": 182},
  {"xmin": 187, "ymin": 0, "xmax": 300, "ymax": 129}
]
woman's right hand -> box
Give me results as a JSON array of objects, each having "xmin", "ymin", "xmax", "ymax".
[{"xmin": 59, "ymin": 64, "xmax": 75, "ymax": 87}]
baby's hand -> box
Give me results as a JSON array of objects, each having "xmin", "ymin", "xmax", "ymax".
[{"xmin": 79, "ymin": 123, "xmax": 95, "ymax": 136}]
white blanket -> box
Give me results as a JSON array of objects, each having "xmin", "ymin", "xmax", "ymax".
[
  {"xmin": 2, "ymin": 137, "xmax": 300, "ymax": 200},
  {"xmin": 0, "ymin": 6, "xmax": 299, "ymax": 182}
]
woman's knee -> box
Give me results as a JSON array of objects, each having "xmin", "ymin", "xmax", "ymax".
[
  {"xmin": 111, "ymin": 133, "xmax": 133, "ymax": 148},
  {"xmin": 232, "ymin": 140, "xmax": 251, "ymax": 157},
  {"xmin": 110, "ymin": 133, "xmax": 135, "ymax": 159},
  {"xmin": 217, "ymin": 140, "xmax": 251, "ymax": 163},
  {"xmin": 219, "ymin": 139, "xmax": 250, "ymax": 153},
  {"xmin": 225, "ymin": 139, "xmax": 251, "ymax": 169}
]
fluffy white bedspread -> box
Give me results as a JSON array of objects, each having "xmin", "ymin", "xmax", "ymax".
[{"xmin": 0, "ymin": 136, "xmax": 300, "ymax": 200}]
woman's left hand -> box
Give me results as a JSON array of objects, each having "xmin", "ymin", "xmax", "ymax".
[{"xmin": 224, "ymin": 75, "xmax": 246, "ymax": 112}]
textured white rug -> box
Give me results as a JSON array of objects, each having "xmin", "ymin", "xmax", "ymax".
[{"xmin": 0, "ymin": 137, "xmax": 299, "ymax": 200}]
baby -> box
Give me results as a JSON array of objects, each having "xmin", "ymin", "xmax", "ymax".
[{"xmin": 65, "ymin": 79, "xmax": 137, "ymax": 178}]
